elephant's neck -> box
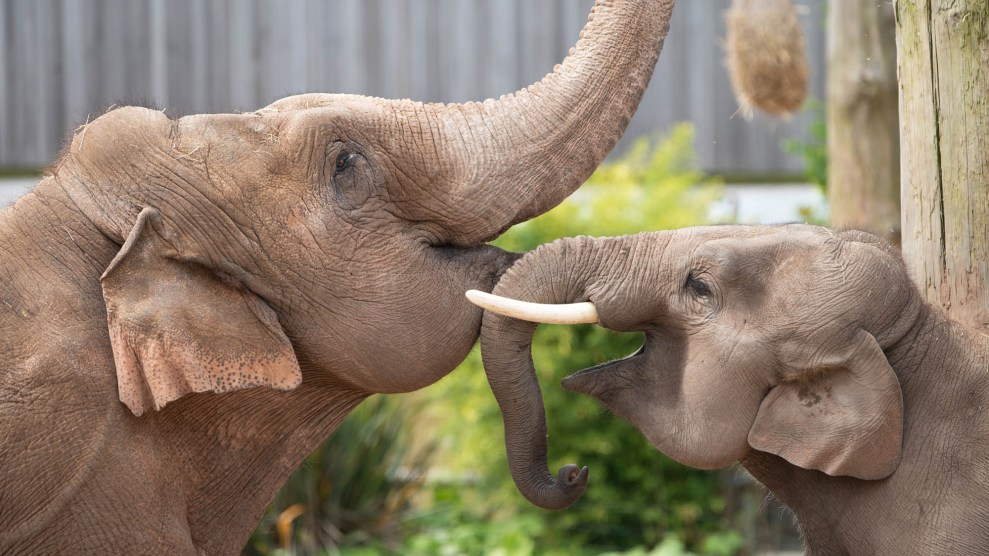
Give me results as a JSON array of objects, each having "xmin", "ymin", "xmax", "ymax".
[
  {"xmin": 887, "ymin": 303, "xmax": 989, "ymax": 438},
  {"xmin": 0, "ymin": 177, "xmax": 119, "ymax": 290},
  {"xmin": 153, "ymin": 377, "xmax": 367, "ymax": 554},
  {"xmin": 743, "ymin": 305, "xmax": 989, "ymax": 554},
  {"xmin": 3, "ymin": 179, "xmax": 372, "ymax": 553}
]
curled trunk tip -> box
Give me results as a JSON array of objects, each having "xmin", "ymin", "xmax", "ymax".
[{"xmin": 524, "ymin": 464, "xmax": 589, "ymax": 510}]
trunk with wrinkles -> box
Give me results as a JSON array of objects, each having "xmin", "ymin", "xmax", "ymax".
[
  {"xmin": 480, "ymin": 235, "xmax": 659, "ymax": 509},
  {"xmin": 427, "ymin": 0, "xmax": 677, "ymax": 245}
]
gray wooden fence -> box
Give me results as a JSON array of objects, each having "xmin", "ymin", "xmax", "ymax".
[{"xmin": 0, "ymin": 0, "xmax": 826, "ymax": 175}]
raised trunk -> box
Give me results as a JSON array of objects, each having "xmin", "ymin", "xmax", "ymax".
[
  {"xmin": 428, "ymin": 0, "xmax": 677, "ymax": 245},
  {"xmin": 827, "ymin": 0, "xmax": 900, "ymax": 243},
  {"xmin": 897, "ymin": 0, "xmax": 989, "ymax": 332}
]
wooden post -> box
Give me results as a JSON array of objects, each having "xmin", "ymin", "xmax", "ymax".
[
  {"xmin": 827, "ymin": 0, "xmax": 900, "ymax": 243},
  {"xmin": 897, "ymin": 0, "xmax": 989, "ymax": 332}
]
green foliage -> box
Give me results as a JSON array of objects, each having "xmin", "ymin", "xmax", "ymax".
[
  {"xmin": 496, "ymin": 124, "xmax": 717, "ymax": 250},
  {"xmin": 595, "ymin": 531, "xmax": 742, "ymax": 556},
  {"xmin": 247, "ymin": 396, "xmax": 434, "ymax": 556},
  {"xmin": 419, "ymin": 124, "xmax": 734, "ymax": 554}
]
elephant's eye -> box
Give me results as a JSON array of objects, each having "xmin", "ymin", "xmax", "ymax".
[
  {"xmin": 335, "ymin": 151, "xmax": 357, "ymax": 174},
  {"xmin": 686, "ymin": 271, "xmax": 712, "ymax": 298}
]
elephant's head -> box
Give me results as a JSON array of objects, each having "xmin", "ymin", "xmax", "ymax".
[
  {"xmin": 51, "ymin": 0, "xmax": 673, "ymax": 465},
  {"xmin": 473, "ymin": 226, "xmax": 924, "ymax": 509}
]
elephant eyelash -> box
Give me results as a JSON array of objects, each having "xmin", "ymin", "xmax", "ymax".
[
  {"xmin": 685, "ymin": 271, "xmax": 712, "ymax": 298},
  {"xmin": 334, "ymin": 151, "xmax": 357, "ymax": 174}
]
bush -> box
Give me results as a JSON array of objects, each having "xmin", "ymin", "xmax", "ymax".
[{"xmin": 246, "ymin": 396, "xmax": 434, "ymax": 555}]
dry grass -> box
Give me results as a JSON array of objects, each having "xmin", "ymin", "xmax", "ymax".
[{"xmin": 725, "ymin": 0, "xmax": 810, "ymax": 119}]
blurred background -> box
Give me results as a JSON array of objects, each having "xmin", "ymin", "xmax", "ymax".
[{"xmin": 1, "ymin": 1, "xmax": 835, "ymax": 554}]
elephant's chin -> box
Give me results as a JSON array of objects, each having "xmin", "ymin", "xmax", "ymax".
[{"xmin": 564, "ymin": 349, "xmax": 753, "ymax": 472}]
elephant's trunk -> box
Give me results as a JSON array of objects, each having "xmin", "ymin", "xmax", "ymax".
[
  {"xmin": 479, "ymin": 235, "xmax": 662, "ymax": 509},
  {"xmin": 429, "ymin": 1, "xmax": 677, "ymax": 246}
]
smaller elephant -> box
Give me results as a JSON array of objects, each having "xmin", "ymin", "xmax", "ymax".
[{"xmin": 471, "ymin": 225, "xmax": 989, "ymax": 554}]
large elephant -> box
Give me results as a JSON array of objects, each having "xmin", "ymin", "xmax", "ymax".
[
  {"xmin": 0, "ymin": 1, "xmax": 676, "ymax": 553},
  {"xmin": 473, "ymin": 226, "xmax": 989, "ymax": 554}
]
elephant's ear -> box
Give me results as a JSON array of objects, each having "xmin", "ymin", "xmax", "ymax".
[
  {"xmin": 101, "ymin": 208, "xmax": 302, "ymax": 416},
  {"xmin": 747, "ymin": 330, "xmax": 903, "ymax": 480}
]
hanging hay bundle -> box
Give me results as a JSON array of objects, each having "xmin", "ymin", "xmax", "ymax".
[{"xmin": 725, "ymin": 0, "xmax": 809, "ymax": 118}]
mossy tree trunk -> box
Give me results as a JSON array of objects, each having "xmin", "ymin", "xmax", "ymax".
[
  {"xmin": 897, "ymin": 1, "xmax": 989, "ymax": 332},
  {"xmin": 827, "ymin": 0, "xmax": 900, "ymax": 243}
]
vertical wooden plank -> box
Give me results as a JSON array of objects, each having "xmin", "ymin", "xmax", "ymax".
[
  {"xmin": 441, "ymin": 0, "xmax": 473, "ymax": 103},
  {"xmin": 100, "ymin": 0, "xmax": 127, "ymax": 103},
  {"xmin": 258, "ymin": 0, "xmax": 308, "ymax": 103},
  {"xmin": 164, "ymin": 0, "xmax": 189, "ymax": 113},
  {"xmin": 556, "ymin": 0, "xmax": 581, "ymax": 63},
  {"xmin": 689, "ymin": 0, "xmax": 721, "ymax": 165},
  {"xmin": 149, "ymin": 0, "xmax": 169, "ymax": 109},
  {"xmin": 227, "ymin": 0, "xmax": 256, "ymax": 111},
  {"xmin": 124, "ymin": 1, "xmax": 153, "ymax": 106},
  {"xmin": 328, "ymin": 0, "xmax": 349, "ymax": 93},
  {"xmin": 287, "ymin": 0, "xmax": 308, "ymax": 95},
  {"xmin": 32, "ymin": 0, "xmax": 59, "ymax": 165},
  {"xmin": 475, "ymin": 0, "xmax": 492, "ymax": 98},
  {"xmin": 899, "ymin": 0, "xmax": 989, "ymax": 330},
  {"xmin": 9, "ymin": 0, "xmax": 34, "ymax": 164},
  {"xmin": 518, "ymin": 0, "xmax": 556, "ymax": 86},
  {"xmin": 0, "ymin": 0, "xmax": 9, "ymax": 164},
  {"xmin": 362, "ymin": 0, "xmax": 383, "ymax": 96},
  {"xmin": 898, "ymin": 0, "xmax": 943, "ymax": 300},
  {"xmin": 378, "ymin": 0, "xmax": 409, "ymax": 99},
  {"xmin": 81, "ymin": 0, "xmax": 103, "ymax": 116},
  {"xmin": 627, "ymin": 0, "xmax": 690, "ymax": 159},
  {"xmin": 826, "ymin": 0, "xmax": 900, "ymax": 240},
  {"xmin": 257, "ymin": 0, "xmax": 282, "ymax": 104},
  {"xmin": 304, "ymin": 0, "xmax": 323, "ymax": 93},
  {"xmin": 164, "ymin": 0, "xmax": 207, "ymax": 115},
  {"xmin": 61, "ymin": 0, "xmax": 88, "ymax": 133},
  {"xmin": 486, "ymin": 0, "xmax": 519, "ymax": 97},
  {"xmin": 424, "ymin": 0, "xmax": 443, "ymax": 100},
  {"xmin": 205, "ymin": 0, "xmax": 230, "ymax": 112},
  {"xmin": 189, "ymin": 0, "xmax": 209, "ymax": 113},
  {"xmin": 337, "ymin": 0, "xmax": 367, "ymax": 94},
  {"xmin": 407, "ymin": 0, "xmax": 431, "ymax": 100},
  {"xmin": 468, "ymin": 0, "xmax": 490, "ymax": 100}
]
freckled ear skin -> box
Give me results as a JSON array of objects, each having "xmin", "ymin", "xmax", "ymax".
[
  {"xmin": 748, "ymin": 331, "xmax": 903, "ymax": 480},
  {"xmin": 101, "ymin": 208, "xmax": 302, "ymax": 416}
]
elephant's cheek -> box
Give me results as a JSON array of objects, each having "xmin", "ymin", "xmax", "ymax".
[
  {"xmin": 322, "ymin": 287, "xmax": 485, "ymax": 394},
  {"xmin": 597, "ymin": 382, "xmax": 757, "ymax": 471}
]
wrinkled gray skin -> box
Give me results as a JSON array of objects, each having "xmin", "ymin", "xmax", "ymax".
[
  {"xmin": 481, "ymin": 226, "xmax": 989, "ymax": 555},
  {"xmin": 0, "ymin": 1, "xmax": 676, "ymax": 553}
]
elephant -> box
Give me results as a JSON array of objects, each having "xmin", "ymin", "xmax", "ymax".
[
  {"xmin": 471, "ymin": 226, "xmax": 989, "ymax": 554},
  {"xmin": 0, "ymin": 1, "xmax": 676, "ymax": 553}
]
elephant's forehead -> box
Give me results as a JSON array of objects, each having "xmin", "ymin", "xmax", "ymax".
[
  {"xmin": 262, "ymin": 93, "xmax": 417, "ymax": 116},
  {"xmin": 69, "ymin": 106, "xmax": 171, "ymax": 156},
  {"xmin": 673, "ymin": 224, "xmax": 832, "ymax": 251}
]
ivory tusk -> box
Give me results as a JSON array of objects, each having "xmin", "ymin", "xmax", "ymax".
[{"xmin": 465, "ymin": 290, "xmax": 599, "ymax": 325}]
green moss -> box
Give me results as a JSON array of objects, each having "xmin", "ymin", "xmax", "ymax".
[{"xmin": 955, "ymin": 5, "xmax": 989, "ymax": 51}]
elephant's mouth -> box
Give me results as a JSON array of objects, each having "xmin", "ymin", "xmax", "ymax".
[
  {"xmin": 561, "ymin": 343, "xmax": 647, "ymax": 398},
  {"xmin": 433, "ymin": 244, "xmax": 522, "ymax": 285}
]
